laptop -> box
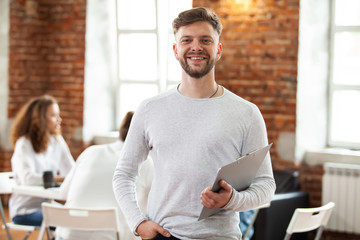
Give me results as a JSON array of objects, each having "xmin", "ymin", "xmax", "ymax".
[{"xmin": 198, "ymin": 143, "xmax": 273, "ymax": 220}]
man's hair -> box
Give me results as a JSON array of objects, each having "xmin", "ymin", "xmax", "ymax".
[
  {"xmin": 119, "ymin": 111, "xmax": 134, "ymax": 141},
  {"xmin": 10, "ymin": 95, "xmax": 59, "ymax": 153},
  {"xmin": 172, "ymin": 7, "xmax": 222, "ymax": 36}
]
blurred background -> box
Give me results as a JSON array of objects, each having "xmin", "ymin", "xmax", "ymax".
[{"xmin": 0, "ymin": 0, "xmax": 359, "ymax": 239}]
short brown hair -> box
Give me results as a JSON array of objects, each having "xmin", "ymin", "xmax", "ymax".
[
  {"xmin": 172, "ymin": 7, "xmax": 222, "ymax": 36},
  {"xmin": 119, "ymin": 111, "xmax": 134, "ymax": 141}
]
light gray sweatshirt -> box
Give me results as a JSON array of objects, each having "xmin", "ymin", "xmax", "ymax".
[{"xmin": 113, "ymin": 87, "xmax": 276, "ymax": 240}]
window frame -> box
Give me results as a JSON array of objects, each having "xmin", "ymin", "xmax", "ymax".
[
  {"xmin": 327, "ymin": 0, "xmax": 360, "ymax": 149},
  {"xmin": 114, "ymin": 0, "xmax": 189, "ymax": 126}
]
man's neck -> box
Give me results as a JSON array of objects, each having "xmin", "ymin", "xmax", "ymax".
[{"xmin": 178, "ymin": 73, "xmax": 221, "ymax": 99}]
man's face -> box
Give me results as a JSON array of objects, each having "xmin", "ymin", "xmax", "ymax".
[{"xmin": 173, "ymin": 21, "xmax": 222, "ymax": 79}]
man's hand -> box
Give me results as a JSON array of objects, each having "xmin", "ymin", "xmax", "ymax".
[
  {"xmin": 136, "ymin": 220, "xmax": 171, "ymax": 239},
  {"xmin": 200, "ymin": 180, "xmax": 233, "ymax": 209}
]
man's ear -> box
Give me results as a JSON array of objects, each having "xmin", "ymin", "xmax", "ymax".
[
  {"xmin": 217, "ymin": 43, "xmax": 223, "ymax": 61},
  {"xmin": 173, "ymin": 43, "xmax": 179, "ymax": 60}
]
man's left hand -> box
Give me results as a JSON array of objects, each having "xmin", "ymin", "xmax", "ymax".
[{"xmin": 200, "ymin": 180, "xmax": 233, "ymax": 209}]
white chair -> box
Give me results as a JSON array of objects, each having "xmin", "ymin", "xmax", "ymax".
[
  {"xmin": 41, "ymin": 202, "xmax": 122, "ymax": 240},
  {"xmin": 284, "ymin": 201, "xmax": 335, "ymax": 240},
  {"xmin": 0, "ymin": 172, "xmax": 38, "ymax": 240}
]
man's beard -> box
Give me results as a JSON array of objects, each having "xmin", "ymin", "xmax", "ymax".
[{"xmin": 179, "ymin": 54, "xmax": 216, "ymax": 79}]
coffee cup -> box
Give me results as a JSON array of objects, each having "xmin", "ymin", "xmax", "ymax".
[{"xmin": 43, "ymin": 171, "xmax": 54, "ymax": 189}]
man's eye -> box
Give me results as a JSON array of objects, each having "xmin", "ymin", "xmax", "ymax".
[
  {"xmin": 203, "ymin": 39, "xmax": 211, "ymax": 44},
  {"xmin": 181, "ymin": 39, "xmax": 191, "ymax": 43}
]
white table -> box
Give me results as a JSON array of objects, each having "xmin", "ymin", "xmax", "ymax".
[
  {"xmin": 12, "ymin": 185, "xmax": 66, "ymax": 240},
  {"xmin": 12, "ymin": 185, "xmax": 65, "ymax": 201}
]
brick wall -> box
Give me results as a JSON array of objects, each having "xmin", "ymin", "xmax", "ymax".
[
  {"xmin": 193, "ymin": 0, "xmax": 299, "ymax": 168},
  {"xmin": 3, "ymin": 0, "xmax": 87, "ymax": 163}
]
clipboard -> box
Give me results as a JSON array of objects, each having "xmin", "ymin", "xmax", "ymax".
[{"xmin": 198, "ymin": 143, "xmax": 272, "ymax": 220}]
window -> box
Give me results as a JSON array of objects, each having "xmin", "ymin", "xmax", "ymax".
[
  {"xmin": 115, "ymin": 0, "xmax": 192, "ymax": 125},
  {"xmin": 328, "ymin": 0, "xmax": 360, "ymax": 149}
]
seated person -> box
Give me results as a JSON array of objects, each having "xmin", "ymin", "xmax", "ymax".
[
  {"xmin": 239, "ymin": 210, "xmax": 256, "ymax": 240},
  {"xmin": 55, "ymin": 111, "xmax": 154, "ymax": 240},
  {"xmin": 9, "ymin": 95, "xmax": 75, "ymax": 227}
]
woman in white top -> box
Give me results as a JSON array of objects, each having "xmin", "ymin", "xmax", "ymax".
[
  {"xmin": 9, "ymin": 95, "xmax": 75, "ymax": 226},
  {"xmin": 55, "ymin": 111, "xmax": 154, "ymax": 240}
]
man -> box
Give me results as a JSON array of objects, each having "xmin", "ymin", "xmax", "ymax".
[{"xmin": 113, "ymin": 7, "xmax": 275, "ymax": 240}]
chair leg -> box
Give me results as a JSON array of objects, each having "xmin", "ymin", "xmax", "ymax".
[
  {"xmin": 314, "ymin": 226, "xmax": 324, "ymax": 240},
  {"xmin": 46, "ymin": 227, "xmax": 52, "ymax": 240},
  {"xmin": 284, "ymin": 233, "xmax": 291, "ymax": 240},
  {"xmin": 37, "ymin": 222, "xmax": 46, "ymax": 240},
  {"xmin": 22, "ymin": 231, "xmax": 32, "ymax": 240},
  {"xmin": 0, "ymin": 199, "xmax": 13, "ymax": 240},
  {"xmin": 243, "ymin": 209, "xmax": 259, "ymax": 240}
]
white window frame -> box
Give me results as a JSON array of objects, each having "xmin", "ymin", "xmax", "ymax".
[
  {"xmin": 114, "ymin": 0, "xmax": 191, "ymax": 126},
  {"xmin": 328, "ymin": 0, "xmax": 360, "ymax": 149}
]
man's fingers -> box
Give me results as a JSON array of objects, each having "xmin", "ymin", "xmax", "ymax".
[
  {"xmin": 156, "ymin": 225, "xmax": 171, "ymax": 237},
  {"xmin": 219, "ymin": 180, "xmax": 232, "ymax": 192},
  {"xmin": 201, "ymin": 193, "xmax": 216, "ymax": 209},
  {"xmin": 136, "ymin": 221, "xmax": 171, "ymax": 239}
]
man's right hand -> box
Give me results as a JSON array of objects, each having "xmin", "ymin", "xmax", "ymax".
[{"xmin": 136, "ymin": 220, "xmax": 171, "ymax": 239}]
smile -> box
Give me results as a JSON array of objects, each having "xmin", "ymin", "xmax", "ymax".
[{"xmin": 188, "ymin": 57, "xmax": 206, "ymax": 60}]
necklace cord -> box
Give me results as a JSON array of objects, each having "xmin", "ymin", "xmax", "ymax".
[
  {"xmin": 177, "ymin": 84, "xmax": 219, "ymax": 98},
  {"xmin": 209, "ymin": 84, "xmax": 219, "ymax": 98}
]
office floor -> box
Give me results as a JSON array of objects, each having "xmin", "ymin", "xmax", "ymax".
[{"xmin": 1, "ymin": 207, "xmax": 42, "ymax": 240}]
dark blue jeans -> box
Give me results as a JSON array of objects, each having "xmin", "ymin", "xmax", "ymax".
[
  {"xmin": 148, "ymin": 235, "xmax": 181, "ymax": 240},
  {"xmin": 12, "ymin": 210, "xmax": 42, "ymax": 226}
]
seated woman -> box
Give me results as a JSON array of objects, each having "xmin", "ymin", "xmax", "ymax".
[
  {"xmin": 9, "ymin": 95, "xmax": 75, "ymax": 226},
  {"xmin": 55, "ymin": 111, "xmax": 154, "ymax": 240}
]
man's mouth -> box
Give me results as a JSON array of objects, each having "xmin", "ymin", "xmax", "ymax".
[{"xmin": 188, "ymin": 56, "xmax": 206, "ymax": 60}]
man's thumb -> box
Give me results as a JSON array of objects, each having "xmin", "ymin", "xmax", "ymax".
[
  {"xmin": 220, "ymin": 180, "xmax": 232, "ymax": 191},
  {"xmin": 157, "ymin": 226, "xmax": 171, "ymax": 238}
]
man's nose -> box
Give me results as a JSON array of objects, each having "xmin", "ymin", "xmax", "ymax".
[{"xmin": 190, "ymin": 39, "xmax": 203, "ymax": 52}]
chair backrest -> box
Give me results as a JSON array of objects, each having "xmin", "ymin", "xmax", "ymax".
[
  {"xmin": 284, "ymin": 201, "xmax": 335, "ymax": 240},
  {"xmin": 41, "ymin": 202, "xmax": 121, "ymax": 233},
  {"xmin": 0, "ymin": 172, "xmax": 16, "ymax": 194},
  {"xmin": 286, "ymin": 202, "xmax": 335, "ymax": 235}
]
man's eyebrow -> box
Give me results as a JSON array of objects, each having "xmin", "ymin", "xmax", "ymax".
[{"xmin": 179, "ymin": 35, "xmax": 214, "ymax": 39}]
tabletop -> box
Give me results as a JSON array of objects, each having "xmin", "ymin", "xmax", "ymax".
[{"xmin": 12, "ymin": 185, "xmax": 65, "ymax": 201}]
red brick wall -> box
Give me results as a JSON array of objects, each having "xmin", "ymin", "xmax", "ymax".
[
  {"xmin": 4, "ymin": 0, "xmax": 87, "ymax": 161},
  {"xmin": 193, "ymin": 0, "xmax": 299, "ymax": 168}
]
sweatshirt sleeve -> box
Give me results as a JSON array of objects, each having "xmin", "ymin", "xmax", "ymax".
[
  {"xmin": 112, "ymin": 103, "xmax": 151, "ymax": 234},
  {"xmin": 11, "ymin": 137, "xmax": 43, "ymax": 185},
  {"xmin": 223, "ymin": 105, "xmax": 276, "ymax": 212}
]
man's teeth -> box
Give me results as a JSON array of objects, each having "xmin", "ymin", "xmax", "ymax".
[{"xmin": 190, "ymin": 57, "xmax": 204, "ymax": 60}]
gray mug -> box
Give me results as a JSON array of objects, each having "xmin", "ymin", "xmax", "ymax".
[{"xmin": 43, "ymin": 171, "xmax": 54, "ymax": 189}]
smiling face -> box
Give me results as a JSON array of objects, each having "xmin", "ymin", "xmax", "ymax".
[
  {"xmin": 46, "ymin": 103, "xmax": 62, "ymax": 135},
  {"xmin": 173, "ymin": 21, "xmax": 222, "ymax": 79}
]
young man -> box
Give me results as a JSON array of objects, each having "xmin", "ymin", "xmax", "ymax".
[{"xmin": 113, "ymin": 7, "xmax": 275, "ymax": 240}]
